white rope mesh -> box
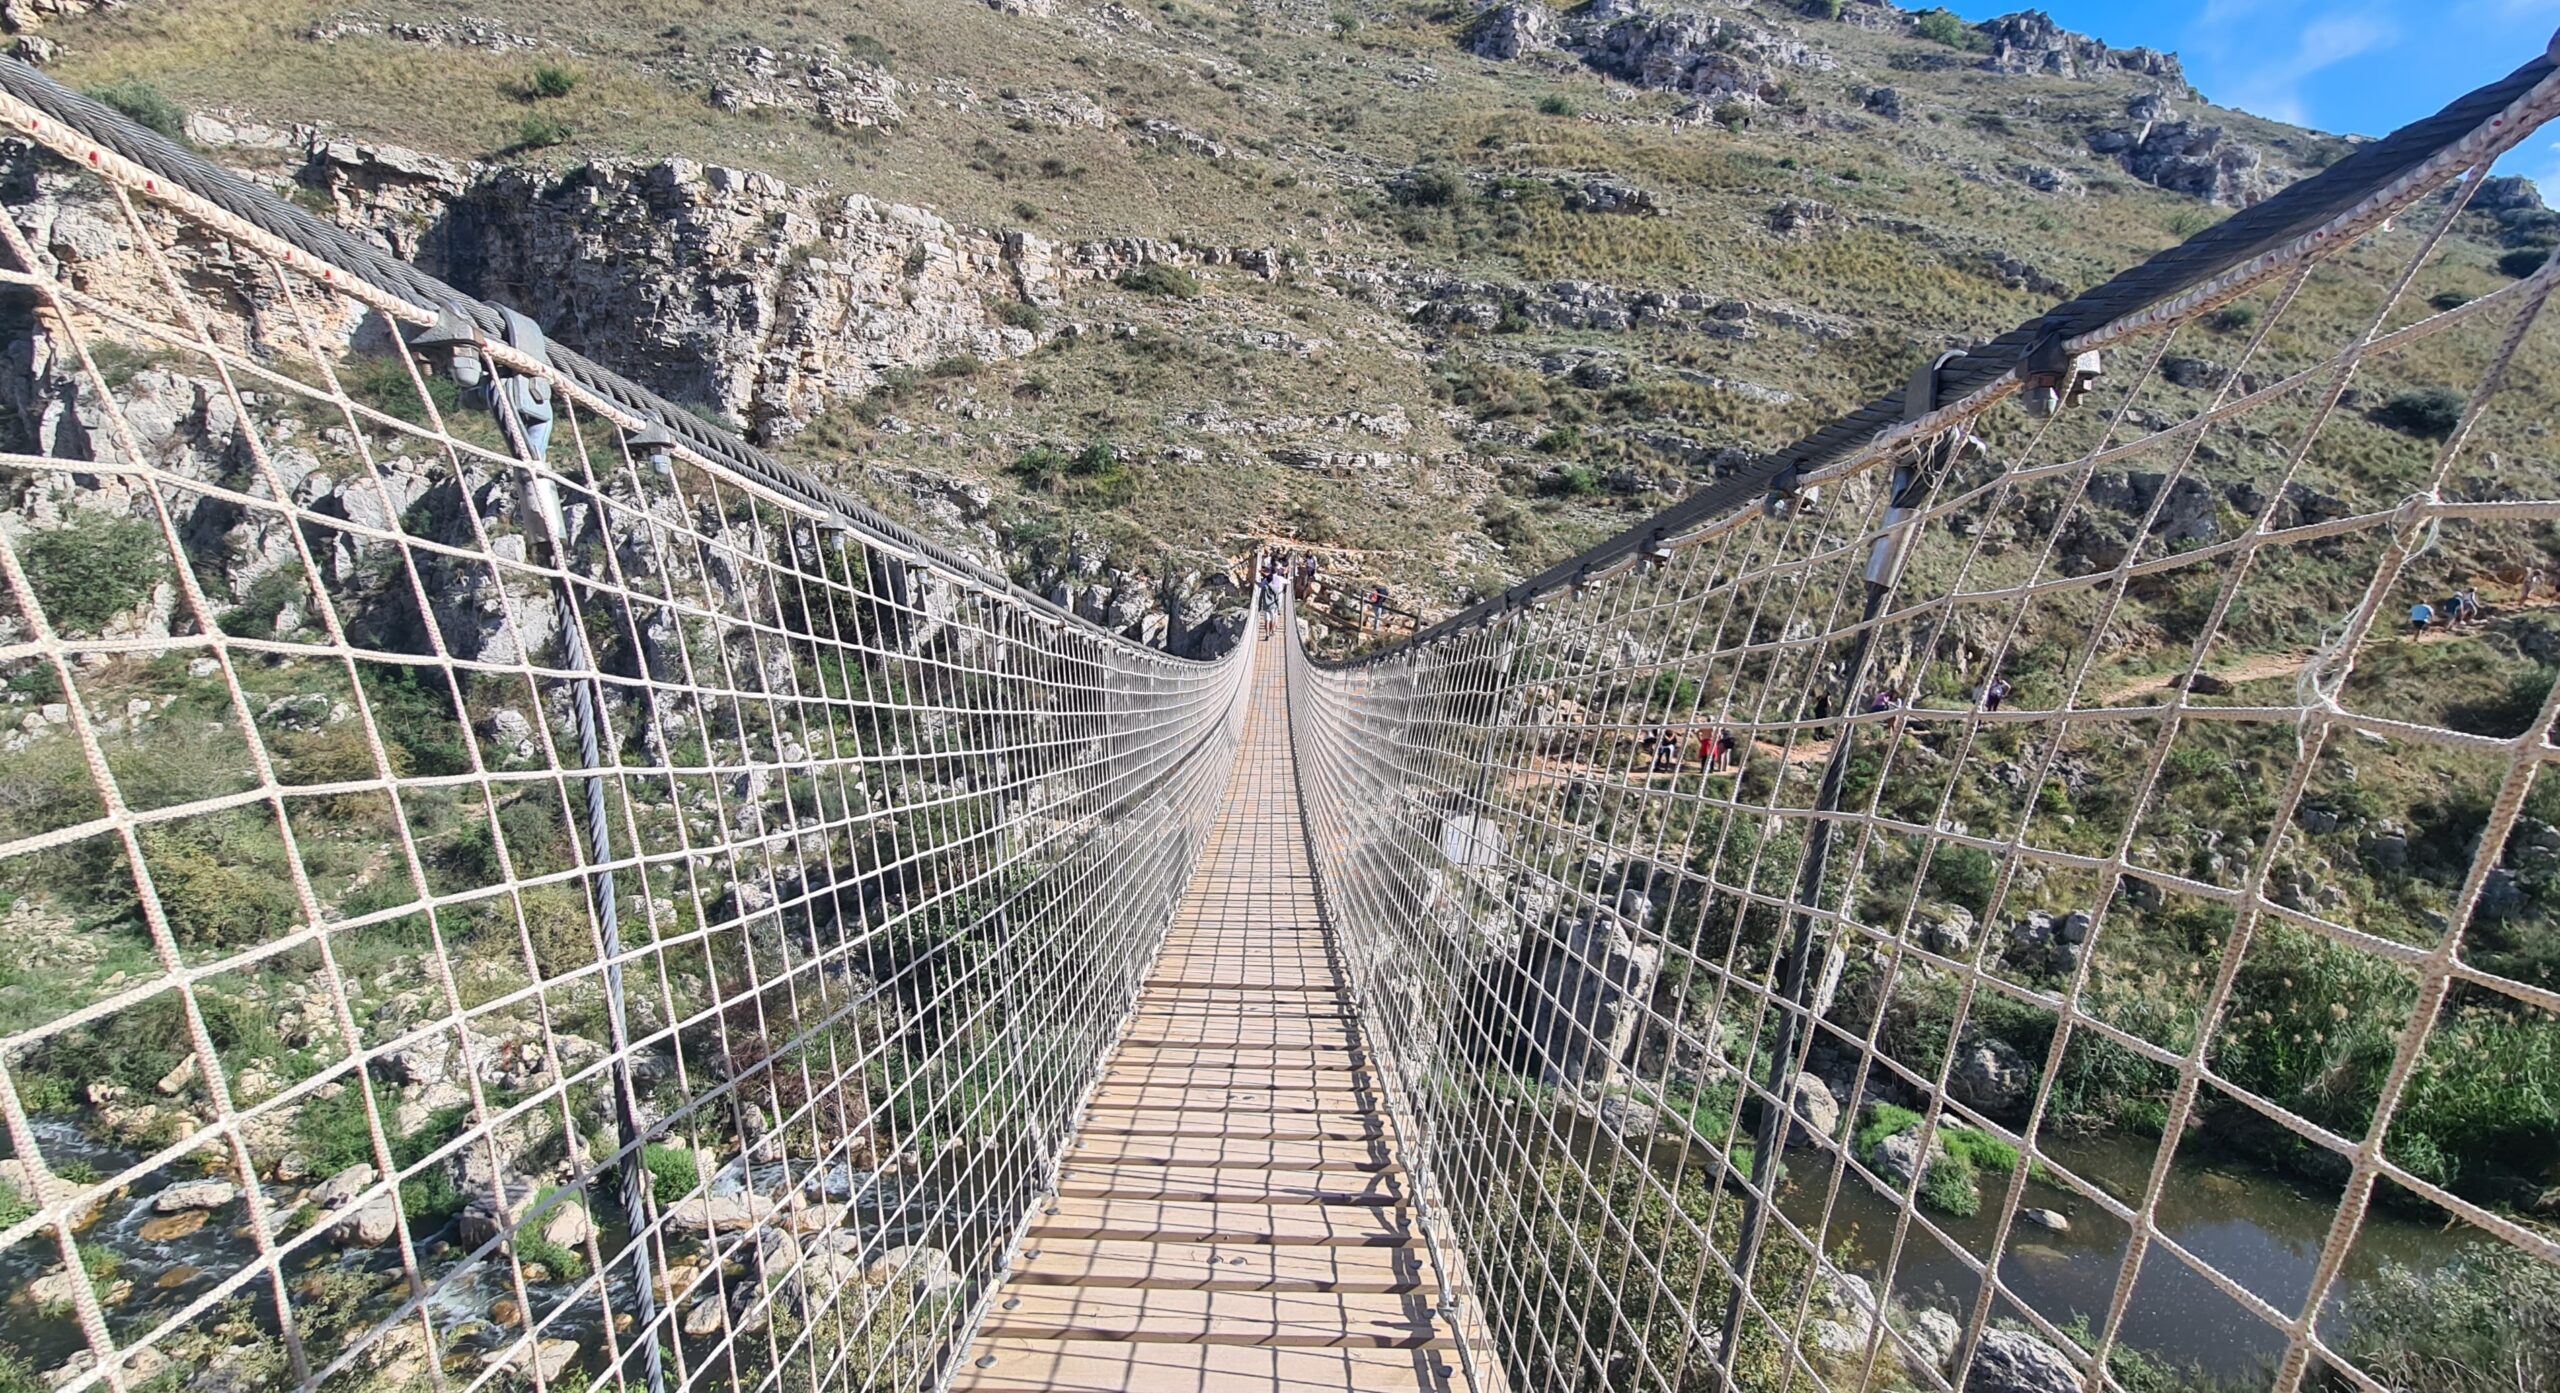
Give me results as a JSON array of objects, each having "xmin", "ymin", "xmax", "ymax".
[
  {"xmin": 1289, "ymin": 76, "xmax": 2560, "ymax": 1393},
  {"xmin": 0, "ymin": 104, "xmax": 1250, "ymax": 1393}
]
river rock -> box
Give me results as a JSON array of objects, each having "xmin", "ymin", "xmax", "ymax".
[
  {"xmin": 311, "ymin": 1163, "xmax": 376, "ymax": 1210},
  {"xmin": 1906, "ymin": 1308, "xmax": 1962, "ymax": 1373},
  {"xmin": 152, "ymin": 1179, "xmax": 238, "ymax": 1213},
  {"xmin": 684, "ymin": 1295, "xmax": 728, "ymax": 1337},
  {"xmin": 541, "ymin": 1196, "xmax": 595, "ymax": 1248},
  {"xmin": 459, "ymin": 1179, "xmax": 538, "ymax": 1249},
  {"xmin": 863, "ymin": 1245, "xmax": 960, "ymax": 1298},
  {"xmin": 2020, "ymin": 1207, "xmax": 2070, "ymax": 1233},
  {"xmin": 138, "ymin": 1209, "xmax": 208, "ymax": 1242},
  {"xmin": 1875, "ymin": 1128, "xmax": 1945, "ymax": 1186},
  {"xmin": 666, "ymin": 1193, "xmax": 780, "ymax": 1235},
  {"xmin": 1786, "ymin": 1072, "xmax": 1840, "ymax": 1145},
  {"xmin": 334, "ymin": 1192, "xmax": 400, "ymax": 1248},
  {"xmin": 1952, "ymin": 1038, "xmax": 2034, "ymax": 1114},
  {"xmin": 1968, "ymin": 1328, "xmax": 2083, "ymax": 1393}
]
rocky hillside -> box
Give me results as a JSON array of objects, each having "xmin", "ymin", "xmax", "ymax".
[{"xmin": 3, "ymin": 0, "xmax": 2484, "ymax": 625}]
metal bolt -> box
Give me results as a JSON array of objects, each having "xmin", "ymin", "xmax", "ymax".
[
  {"xmin": 1003, "ymin": 1297, "xmax": 1021, "ymax": 1310},
  {"xmin": 976, "ymin": 1356, "xmax": 997, "ymax": 1369}
]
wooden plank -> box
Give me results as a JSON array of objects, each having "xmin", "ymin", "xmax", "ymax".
[
  {"xmin": 1097, "ymin": 1064, "xmax": 1372, "ymax": 1090},
  {"xmin": 952, "ymin": 1340, "xmax": 1459, "ymax": 1392},
  {"xmin": 1086, "ymin": 1086, "xmax": 1374, "ymax": 1113},
  {"xmin": 1027, "ymin": 1197, "xmax": 1412, "ymax": 1246},
  {"xmin": 1006, "ymin": 1238, "xmax": 1430, "ymax": 1293},
  {"xmin": 975, "ymin": 1287, "xmax": 1450, "ymax": 1348},
  {"xmin": 1055, "ymin": 1164, "xmax": 1406, "ymax": 1206},
  {"xmin": 1064, "ymin": 1134, "xmax": 1396, "ymax": 1172},
  {"xmin": 1072, "ymin": 1110, "xmax": 1383, "ymax": 1140}
]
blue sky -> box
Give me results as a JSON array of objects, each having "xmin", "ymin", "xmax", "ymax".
[{"xmin": 1937, "ymin": 2, "xmax": 2560, "ymax": 185}]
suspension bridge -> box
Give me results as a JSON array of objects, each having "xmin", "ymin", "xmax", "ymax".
[{"xmin": 0, "ymin": 33, "xmax": 2556, "ymax": 1393}]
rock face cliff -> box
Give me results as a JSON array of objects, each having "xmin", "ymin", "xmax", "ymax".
[{"xmin": 426, "ymin": 159, "xmax": 1059, "ymax": 442}]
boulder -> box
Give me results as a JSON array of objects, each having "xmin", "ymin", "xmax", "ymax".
[
  {"xmin": 1953, "ymin": 1038, "xmax": 2034, "ymax": 1114},
  {"xmin": 863, "ymin": 1244, "xmax": 961, "ymax": 1298},
  {"xmin": 1906, "ymin": 1308, "xmax": 1962, "ymax": 1373},
  {"xmin": 311, "ymin": 1163, "xmax": 376, "ymax": 1210},
  {"xmin": 2020, "ymin": 1207, "xmax": 2071, "ymax": 1233},
  {"xmin": 541, "ymin": 1197, "xmax": 595, "ymax": 1248},
  {"xmin": 1467, "ymin": 3, "xmax": 1557, "ymax": 61},
  {"xmin": 334, "ymin": 1192, "xmax": 401, "ymax": 1248},
  {"xmin": 1875, "ymin": 1127, "xmax": 1945, "ymax": 1186},
  {"xmin": 152, "ymin": 1179, "xmax": 239, "ymax": 1213},
  {"xmin": 1968, "ymin": 1328, "xmax": 2083, "ymax": 1393},
  {"xmin": 1519, "ymin": 891, "xmax": 1661, "ymax": 1087},
  {"xmin": 1786, "ymin": 1072, "xmax": 1841, "ymax": 1145},
  {"xmin": 138, "ymin": 1210, "xmax": 208, "ymax": 1242}
]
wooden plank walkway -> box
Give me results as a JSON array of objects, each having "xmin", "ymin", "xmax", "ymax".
[{"xmin": 956, "ymin": 651, "xmax": 1469, "ymax": 1392}]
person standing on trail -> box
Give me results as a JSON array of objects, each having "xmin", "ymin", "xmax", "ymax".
[
  {"xmin": 2410, "ymin": 599, "xmax": 2434, "ymax": 636},
  {"xmin": 1982, "ymin": 676, "xmax": 2012, "ymax": 712},
  {"xmin": 1369, "ymin": 586, "xmax": 1389, "ymax": 633},
  {"xmin": 2524, "ymin": 567, "xmax": 2544, "ymax": 604}
]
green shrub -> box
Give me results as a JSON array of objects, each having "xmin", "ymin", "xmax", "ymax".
[
  {"xmin": 516, "ymin": 113, "xmax": 574, "ymax": 149},
  {"xmin": 2430, "ymin": 289, "xmax": 2473, "ymax": 312},
  {"xmin": 1802, "ymin": 0, "xmax": 1845, "ymax": 16},
  {"xmin": 18, "ymin": 513, "xmax": 167, "ymax": 635},
  {"xmin": 2499, "ymin": 245, "xmax": 2549, "ymax": 278},
  {"xmin": 2208, "ymin": 305, "xmax": 2259, "ymax": 333},
  {"xmin": 84, "ymin": 79, "xmax": 186, "ymax": 139},
  {"xmin": 516, "ymin": 1231, "xmax": 590, "ymax": 1281},
  {"xmin": 1917, "ymin": 1151, "xmax": 1980, "ymax": 1216},
  {"xmin": 1926, "ymin": 846, "xmax": 1997, "ymax": 913},
  {"xmin": 140, "ymin": 821, "xmax": 299, "ymax": 948},
  {"xmin": 1912, "ymin": 9, "xmax": 1981, "ymax": 49},
  {"xmin": 527, "ymin": 64, "xmax": 580, "ymax": 100},
  {"xmin": 519, "ymin": 885, "xmax": 598, "ymax": 979},
  {"xmin": 0, "ymin": 1178, "xmax": 29, "ymax": 1228},
  {"xmin": 2375, "ymin": 386, "xmax": 2467, "ymax": 440},
  {"xmin": 1115, "ymin": 263, "xmax": 1201, "ymax": 298},
  {"xmin": 997, "ymin": 301, "xmax": 1045, "ymax": 333},
  {"xmin": 842, "ymin": 34, "xmax": 894, "ymax": 68},
  {"xmin": 0, "ymin": 1345, "xmax": 38, "ymax": 1393},
  {"xmin": 2346, "ymin": 1241, "xmax": 2560, "ymax": 1393},
  {"xmin": 644, "ymin": 1143, "xmax": 699, "ymax": 1206},
  {"xmin": 1548, "ymin": 465, "xmax": 1601, "ymax": 497},
  {"xmin": 1536, "ymin": 95, "xmax": 1576, "ymax": 117},
  {"xmin": 1391, "ymin": 167, "xmax": 1465, "ymax": 209}
]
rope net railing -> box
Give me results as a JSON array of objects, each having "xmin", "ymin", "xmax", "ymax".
[
  {"xmin": 1289, "ymin": 42, "xmax": 2560, "ymax": 1393},
  {"xmin": 0, "ymin": 69, "xmax": 1251, "ymax": 1393}
]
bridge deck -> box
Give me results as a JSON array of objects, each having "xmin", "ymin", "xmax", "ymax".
[{"xmin": 956, "ymin": 651, "xmax": 1467, "ymax": 1392}]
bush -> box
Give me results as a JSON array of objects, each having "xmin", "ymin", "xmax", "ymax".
[
  {"xmin": 1917, "ymin": 1151, "xmax": 1980, "ymax": 1216},
  {"xmin": 2499, "ymin": 245, "xmax": 2549, "ymax": 278},
  {"xmin": 18, "ymin": 513, "xmax": 167, "ymax": 635},
  {"xmin": 1926, "ymin": 846, "xmax": 1998, "ymax": 913},
  {"xmin": 516, "ymin": 113, "xmax": 574, "ymax": 149},
  {"xmin": 1536, "ymin": 95, "xmax": 1576, "ymax": 117},
  {"xmin": 0, "ymin": 1178, "xmax": 29, "ymax": 1228},
  {"xmin": 843, "ymin": 33, "xmax": 894, "ymax": 68},
  {"xmin": 527, "ymin": 65, "xmax": 580, "ymax": 100},
  {"xmin": 997, "ymin": 301, "xmax": 1045, "ymax": 333},
  {"xmin": 2208, "ymin": 304, "xmax": 2259, "ymax": 333},
  {"xmin": 2346, "ymin": 1241, "xmax": 2560, "ymax": 1393},
  {"xmin": 516, "ymin": 1231, "xmax": 590, "ymax": 1281},
  {"xmin": 2430, "ymin": 289, "xmax": 2473, "ymax": 312},
  {"xmin": 644, "ymin": 1143, "xmax": 700, "ymax": 1206},
  {"xmin": 1390, "ymin": 167, "xmax": 1465, "ymax": 208},
  {"xmin": 1912, "ymin": 9, "xmax": 1981, "ymax": 49},
  {"xmin": 1802, "ymin": 0, "xmax": 1845, "ymax": 15},
  {"xmin": 2374, "ymin": 386, "xmax": 2467, "ymax": 440},
  {"xmin": 140, "ymin": 821, "xmax": 299, "ymax": 948},
  {"xmin": 85, "ymin": 80, "xmax": 186, "ymax": 139},
  {"xmin": 1115, "ymin": 263, "xmax": 1201, "ymax": 298},
  {"xmin": 1548, "ymin": 464, "xmax": 1601, "ymax": 497}
]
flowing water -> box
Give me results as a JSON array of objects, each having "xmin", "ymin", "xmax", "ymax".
[{"xmin": 1778, "ymin": 1129, "xmax": 2471, "ymax": 1384}]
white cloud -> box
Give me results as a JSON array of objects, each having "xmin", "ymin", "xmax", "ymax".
[{"xmin": 2223, "ymin": 11, "xmax": 2399, "ymax": 128}]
